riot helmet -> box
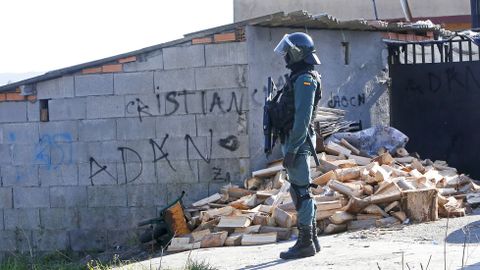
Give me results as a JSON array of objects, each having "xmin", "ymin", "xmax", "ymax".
[{"xmin": 274, "ymin": 32, "xmax": 321, "ymax": 66}]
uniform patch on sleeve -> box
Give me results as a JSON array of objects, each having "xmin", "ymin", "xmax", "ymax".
[{"xmin": 303, "ymin": 81, "xmax": 311, "ymax": 86}]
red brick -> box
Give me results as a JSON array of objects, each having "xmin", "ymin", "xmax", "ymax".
[
  {"xmin": 102, "ymin": 64, "xmax": 123, "ymax": 73},
  {"xmin": 82, "ymin": 67, "xmax": 102, "ymax": 74},
  {"xmin": 118, "ymin": 56, "xmax": 137, "ymax": 64},
  {"xmin": 192, "ymin": 37, "xmax": 213, "ymax": 44},
  {"xmin": 214, "ymin": 32, "xmax": 236, "ymax": 43},
  {"xmin": 27, "ymin": 95, "xmax": 37, "ymax": 101},
  {"xmin": 6, "ymin": 92, "xmax": 25, "ymax": 101},
  {"xmin": 0, "ymin": 93, "xmax": 6, "ymax": 102}
]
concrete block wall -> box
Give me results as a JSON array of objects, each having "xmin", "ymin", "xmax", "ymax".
[{"xmin": 0, "ymin": 40, "xmax": 250, "ymax": 254}]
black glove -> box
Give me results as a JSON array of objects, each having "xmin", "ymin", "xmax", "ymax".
[{"xmin": 283, "ymin": 152, "xmax": 296, "ymax": 169}]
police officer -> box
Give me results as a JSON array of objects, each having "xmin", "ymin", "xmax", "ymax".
[{"xmin": 273, "ymin": 32, "xmax": 322, "ymax": 260}]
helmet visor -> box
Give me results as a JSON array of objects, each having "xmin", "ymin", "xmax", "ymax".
[{"xmin": 274, "ymin": 34, "xmax": 300, "ymax": 56}]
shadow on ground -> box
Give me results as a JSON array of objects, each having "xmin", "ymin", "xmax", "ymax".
[
  {"xmin": 237, "ymin": 259, "xmax": 288, "ymax": 270},
  {"xmin": 447, "ymin": 219, "xmax": 480, "ymax": 244},
  {"xmin": 460, "ymin": 261, "xmax": 480, "ymax": 270}
]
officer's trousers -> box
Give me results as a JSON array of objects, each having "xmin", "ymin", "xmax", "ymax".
[{"xmin": 282, "ymin": 141, "xmax": 315, "ymax": 226}]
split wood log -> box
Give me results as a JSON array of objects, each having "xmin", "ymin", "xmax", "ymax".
[
  {"xmin": 349, "ymin": 155, "xmax": 372, "ymax": 166},
  {"xmin": 340, "ymin": 138, "xmax": 361, "ymax": 155},
  {"xmin": 382, "ymin": 165, "xmax": 409, "ymax": 177},
  {"xmin": 272, "ymin": 207, "xmax": 293, "ymax": 228},
  {"xmin": 192, "ymin": 193, "xmax": 222, "ymax": 207},
  {"xmin": 217, "ymin": 216, "xmax": 251, "ymax": 228},
  {"xmin": 395, "ymin": 157, "xmax": 414, "ymax": 163},
  {"xmin": 373, "ymin": 152, "xmax": 395, "ymax": 165},
  {"xmin": 252, "ymin": 213, "xmax": 276, "ymax": 226},
  {"xmin": 191, "ymin": 229, "xmax": 211, "ymax": 242},
  {"xmin": 227, "ymin": 187, "xmax": 255, "ymax": 199},
  {"xmin": 401, "ymin": 189, "xmax": 438, "ymax": 223},
  {"xmin": 392, "ymin": 211, "xmax": 407, "ymax": 222},
  {"xmin": 200, "ymin": 206, "xmax": 235, "ymax": 222},
  {"xmin": 312, "ymin": 170, "xmax": 335, "ymax": 186},
  {"xmin": 409, "ymin": 169, "xmax": 423, "ymax": 179},
  {"xmin": 328, "ymin": 180, "xmax": 360, "ymax": 198},
  {"xmin": 193, "ymin": 218, "xmax": 219, "ymax": 232},
  {"xmin": 396, "ymin": 148, "xmax": 409, "ymax": 157},
  {"xmin": 411, "ymin": 159, "xmax": 426, "ymax": 173},
  {"xmin": 225, "ymin": 233, "xmax": 243, "ymax": 246},
  {"xmin": 347, "ymin": 219, "xmax": 376, "ymax": 231},
  {"xmin": 438, "ymin": 188, "xmax": 457, "ymax": 196},
  {"xmin": 356, "ymin": 214, "xmax": 383, "ymax": 220},
  {"xmin": 316, "ymin": 200, "xmax": 344, "ymax": 211},
  {"xmin": 230, "ymin": 194, "xmax": 258, "ymax": 210},
  {"xmin": 200, "ymin": 231, "xmax": 228, "ymax": 248},
  {"xmin": 384, "ymin": 201, "xmax": 401, "ymax": 213},
  {"xmin": 252, "ymin": 164, "xmax": 284, "ymax": 178},
  {"xmin": 334, "ymin": 167, "xmax": 362, "ymax": 182},
  {"xmin": 446, "ymin": 175, "xmax": 472, "ymax": 188},
  {"xmin": 325, "ymin": 141, "xmax": 352, "ymax": 156},
  {"xmin": 241, "ymin": 232, "xmax": 277, "ymax": 246},
  {"xmin": 235, "ymin": 225, "xmax": 261, "ymax": 234},
  {"xmin": 396, "ymin": 178, "xmax": 416, "ymax": 191},
  {"xmin": 362, "ymin": 204, "xmax": 389, "ymax": 218},
  {"xmin": 363, "ymin": 184, "xmax": 374, "ymax": 195},
  {"xmin": 467, "ymin": 193, "xmax": 480, "ymax": 207},
  {"xmin": 244, "ymin": 177, "xmax": 264, "ymax": 191},
  {"xmin": 376, "ymin": 217, "xmax": 401, "ymax": 227},
  {"xmin": 329, "ymin": 211, "xmax": 355, "ymax": 224},
  {"xmin": 259, "ymin": 226, "xmax": 292, "ymax": 240},
  {"xmin": 168, "ymin": 238, "xmax": 201, "ymax": 252},
  {"xmin": 318, "ymin": 158, "xmax": 339, "ymax": 173},
  {"xmin": 331, "ymin": 159, "xmax": 357, "ymax": 168},
  {"xmin": 317, "ymin": 209, "xmax": 343, "ymax": 220},
  {"xmin": 324, "ymin": 223, "xmax": 347, "ymax": 234}
]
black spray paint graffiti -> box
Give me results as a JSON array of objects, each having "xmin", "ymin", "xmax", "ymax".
[
  {"xmin": 327, "ymin": 93, "xmax": 366, "ymax": 108},
  {"xmin": 405, "ymin": 66, "xmax": 480, "ymax": 94},
  {"xmin": 185, "ymin": 129, "xmax": 213, "ymax": 170},
  {"xmin": 118, "ymin": 147, "xmax": 143, "ymax": 184},
  {"xmin": 89, "ymin": 157, "xmax": 117, "ymax": 186},
  {"xmin": 126, "ymin": 98, "xmax": 152, "ymax": 122},
  {"xmin": 150, "ymin": 135, "xmax": 176, "ymax": 172},
  {"xmin": 252, "ymin": 74, "xmax": 288, "ymax": 107},
  {"xmin": 212, "ymin": 167, "xmax": 231, "ymax": 182},
  {"xmin": 218, "ymin": 135, "xmax": 239, "ymax": 151}
]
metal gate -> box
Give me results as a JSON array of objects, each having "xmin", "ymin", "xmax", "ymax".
[{"xmin": 388, "ymin": 36, "xmax": 480, "ymax": 178}]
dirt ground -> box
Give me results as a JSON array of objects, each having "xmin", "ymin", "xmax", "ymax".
[{"xmin": 119, "ymin": 209, "xmax": 480, "ymax": 270}]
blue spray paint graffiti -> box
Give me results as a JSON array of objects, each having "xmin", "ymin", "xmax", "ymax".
[{"xmin": 35, "ymin": 133, "xmax": 73, "ymax": 170}]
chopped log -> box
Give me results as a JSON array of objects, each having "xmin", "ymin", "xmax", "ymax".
[
  {"xmin": 382, "ymin": 165, "xmax": 409, "ymax": 177},
  {"xmin": 192, "ymin": 193, "xmax": 222, "ymax": 207},
  {"xmin": 273, "ymin": 207, "xmax": 293, "ymax": 228},
  {"xmin": 278, "ymin": 201, "xmax": 295, "ymax": 212},
  {"xmin": 446, "ymin": 175, "xmax": 472, "ymax": 188},
  {"xmin": 227, "ymin": 187, "xmax": 255, "ymax": 199},
  {"xmin": 373, "ymin": 152, "xmax": 395, "ymax": 165},
  {"xmin": 347, "ymin": 219, "xmax": 376, "ymax": 231},
  {"xmin": 340, "ymin": 138, "xmax": 361, "ymax": 155},
  {"xmin": 200, "ymin": 231, "xmax": 228, "ymax": 248},
  {"xmin": 193, "ymin": 218, "xmax": 219, "ymax": 232},
  {"xmin": 168, "ymin": 239, "xmax": 201, "ymax": 252},
  {"xmin": 411, "ymin": 159, "xmax": 426, "ymax": 173},
  {"xmin": 363, "ymin": 184, "xmax": 374, "ymax": 195},
  {"xmin": 325, "ymin": 141, "xmax": 352, "ymax": 156},
  {"xmin": 331, "ymin": 159, "xmax": 358, "ymax": 168},
  {"xmin": 344, "ymin": 197, "xmax": 370, "ymax": 213},
  {"xmin": 328, "ymin": 180, "xmax": 359, "ymax": 198},
  {"xmin": 334, "ymin": 167, "xmax": 362, "ymax": 182},
  {"xmin": 317, "ymin": 209, "xmax": 343, "ymax": 220},
  {"xmin": 438, "ymin": 188, "xmax": 457, "ymax": 196},
  {"xmin": 259, "ymin": 226, "xmax": 291, "ymax": 240},
  {"xmin": 329, "ymin": 211, "xmax": 355, "ymax": 224},
  {"xmin": 409, "ymin": 169, "xmax": 423, "ymax": 179},
  {"xmin": 217, "ymin": 216, "xmax": 251, "ymax": 228},
  {"xmin": 314, "ymin": 194, "xmax": 346, "ymax": 203},
  {"xmin": 396, "ymin": 148, "xmax": 409, "ymax": 157},
  {"xmin": 252, "ymin": 213, "xmax": 276, "ymax": 226},
  {"xmin": 384, "ymin": 201, "xmax": 401, "ymax": 213},
  {"xmin": 316, "ymin": 200, "xmax": 344, "ymax": 211},
  {"xmin": 369, "ymin": 191, "xmax": 402, "ymax": 205},
  {"xmin": 252, "ymin": 164, "xmax": 284, "ymax": 178},
  {"xmin": 319, "ymin": 158, "xmax": 339, "ymax": 173},
  {"xmin": 241, "ymin": 232, "xmax": 277, "ymax": 246},
  {"xmin": 396, "ymin": 178, "xmax": 416, "ymax": 191},
  {"xmin": 191, "ymin": 229, "xmax": 211, "ymax": 242},
  {"xmin": 324, "ymin": 223, "xmax": 347, "ymax": 234},
  {"xmin": 312, "ymin": 170, "xmax": 335, "ymax": 186},
  {"xmin": 362, "ymin": 204, "xmax": 389, "ymax": 218},
  {"xmin": 467, "ymin": 193, "xmax": 480, "ymax": 207},
  {"xmin": 200, "ymin": 206, "xmax": 235, "ymax": 222},
  {"xmin": 375, "ymin": 166, "xmax": 391, "ymax": 182},
  {"xmin": 230, "ymin": 194, "xmax": 258, "ymax": 210},
  {"xmin": 256, "ymin": 190, "xmax": 278, "ymax": 200},
  {"xmin": 401, "ymin": 189, "xmax": 438, "ymax": 223},
  {"xmin": 349, "ymin": 155, "xmax": 372, "ymax": 166},
  {"xmin": 423, "ymin": 169, "xmax": 444, "ymax": 185},
  {"xmin": 272, "ymin": 171, "xmax": 286, "ymax": 189},
  {"xmin": 376, "ymin": 217, "xmax": 401, "ymax": 227},
  {"xmin": 356, "ymin": 214, "xmax": 383, "ymax": 220},
  {"xmin": 392, "ymin": 211, "xmax": 407, "ymax": 222},
  {"xmin": 224, "ymin": 233, "xmax": 243, "ymax": 246},
  {"xmin": 244, "ymin": 177, "xmax": 263, "ymax": 190},
  {"xmin": 395, "ymin": 157, "xmax": 415, "ymax": 163},
  {"xmin": 235, "ymin": 225, "xmax": 261, "ymax": 234}
]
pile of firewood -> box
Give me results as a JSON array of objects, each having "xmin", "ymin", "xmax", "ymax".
[{"xmin": 167, "ymin": 140, "xmax": 480, "ymax": 252}]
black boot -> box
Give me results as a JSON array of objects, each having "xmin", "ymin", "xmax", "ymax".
[
  {"xmin": 280, "ymin": 225, "xmax": 316, "ymax": 260},
  {"xmin": 312, "ymin": 220, "xmax": 321, "ymax": 253}
]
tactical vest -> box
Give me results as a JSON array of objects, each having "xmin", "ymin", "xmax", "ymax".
[{"xmin": 269, "ymin": 69, "xmax": 322, "ymax": 143}]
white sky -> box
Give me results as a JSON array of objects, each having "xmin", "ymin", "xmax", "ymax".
[{"xmin": 0, "ymin": 0, "xmax": 233, "ymax": 73}]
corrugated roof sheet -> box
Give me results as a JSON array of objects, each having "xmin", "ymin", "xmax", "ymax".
[{"xmin": 0, "ymin": 10, "xmax": 446, "ymax": 93}]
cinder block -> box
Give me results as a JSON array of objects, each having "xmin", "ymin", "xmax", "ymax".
[
  {"xmin": 37, "ymin": 76, "xmax": 74, "ymax": 99},
  {"xmin": 87, "ymin": 185, "xmax": 127, "ymax": 207},
  {"xmin": 116, "ymin": 139, "xmax": 152, "ymax": 162},
  {"xmin": 0, "ymin": 230, "xmax": 17, "ymax": 251},
  {"xmin": 69, "ymin": 229, "xmax": 107, "ymax": 251},
  {"xmin": 12, "ymin": 144, "xmax": 41, "ymax": 166},
  {"xmin": 114, "ymin": 71, "xmax": 154, "ymax": 95},
  {"xmin": 103, "ymin": 207, "xmax": 132, "ymax": 230},
  {"xmin": 212, "ymin": 135, "xmax": 249, "ymax": 159},
  {"xmin": 198, "ymin": 158, "xmax": 250, "ymax": 185},
  {"xmin": 78, "ymin": 161, "xmax": 118, "ymax": 186},
  {"xmin": 0, "ymin": 188, "xmax": 13, "ymax": 209},
  {"xmin": 124, "ymin": 94, "xmax": 162, "ymax": 118},
  {"xmin": 0, "ymin": 145, "xmax": 12, "ymax": 165},
  {"xmin": 2, "ymin": 122, "xmax": 39, "ymax": 145},
  {"xmin": 197, "ymin": 112, "xmax": 247, "ymax": 137},
  {"xmin": 116, "ymin": 161, "xmax": 156, "ymax": 185},
  {"xmin": 155, "ymin": 115, "xmax": 196, "ymax": 137},
  {"xmin": 27, "ymin": 100, "xmax": 40, "ymax": 122},
  {"xmin": 195, "ymin": 65, "xmax": 247, "ymax": 90},
  {"xmin": 164, "ymin": 90, "xmax": 205, "ymax": 115},
  {"xmin": 86, "ymin": 95, "xmax": 125, "ymax": 119},
  {"xmin": 15, "ymin": 229, "xmax": 33, "ymax": 252},
  {"xmin": 33, "ymin": 230, "xmax": 69, "ymax": 251},
  {"xmin": 68, "ymin": 142, "xmax": 89, "ymax": 164},
  {"xmin": 151, "ymin": 135, "xmax": 207, "ymax": 161},
  {"xmin": 166, "ymin": 182, "xmax": 223, "ymax": 206},
  {"xmin": 4, "ymin": 208, "xmax": 40, "ymax": 230},
  {"xmin": 39, "ymin": 164, "xmax": 78, "ymax": 186},
  {"xmin": 13, "ymin": 187, "xmax": 49, "ymax": 208},
  {"xmin": 116, "ymin": 117, "xmax": 156, "ymax": 140},
  {"xmin": 127, "ymin": 207, "xmax": 156, "ymax": 228},
  {"xmin": 107, "ymin": 229, "xmax": 140, "ymax": 248},
  {"xmin": 205, "ymin": 42, "xmax": 247, "ymax": 66},
  {"xmin": 204, "ymin": 88, "xmax": 248, "ymax": 114},
  {"xmin": 79, "ymin": 119, "xmax": 116, "ymax": 141},
  {"xmin": 48, "ymin": 98, "xmax": 86, "ymax": 121},
  {"xmin": 50, "ymin": 186, "xmax": 87, "ymax": 208},
  {"xmin": 154, "ymin": 69, "xmax": 195, "ymax": 92},
  {"xmin": 74, "ymin": 74, "xmax": 114, "ymax": 97},
  {"xmin": 127, "ymin": 184, "xmax": 167, "ymax": 207},
  {"xmin": 0, "ymin": 102, "xmax": 27, "ymax": 123},
  {"xmin": 1, "ymin": 165, "xmax": 39, "ymax": 186},
  {"xmin": 40, "ymin": 208, "xmax": 79, "ymax": 230},
  {"xmin": 123, "ymin": 50, "xmax": 163, "ymax": 72},
  {"xmin": 163, "ymin": 45, "xmax": 205, "ymax": 70},
  {"xmin": 39, "ymin": 121, "xmax": 78, "ymax": 142},
  {"xmin": 77, "ymin": 208, "xmax": 107, "ymax": 229},
  {"xmin": 155, "ymin": 160, "xmax": 198, "ymax": 184}
]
